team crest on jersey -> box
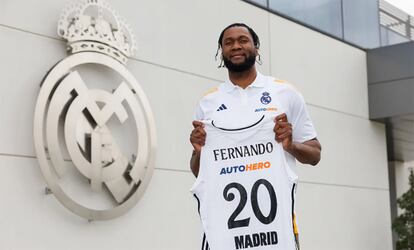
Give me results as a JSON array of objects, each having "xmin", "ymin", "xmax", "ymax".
[{"xmin": 260, "ymin": 92, "xmax": 272, "ymax": 105}]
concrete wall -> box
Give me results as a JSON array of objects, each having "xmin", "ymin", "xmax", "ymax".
[{"xmin": 0, "ymin": 0, "xmax": 392, "ymax": 249}]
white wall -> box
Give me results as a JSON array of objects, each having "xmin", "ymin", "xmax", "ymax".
[
  {"xmin": 268, "ymin": 13, "xmax": 392, "ymax": 250},
  {"xmin": 0, "ymin": 0, "xmax": 392, "ymax": 249}
]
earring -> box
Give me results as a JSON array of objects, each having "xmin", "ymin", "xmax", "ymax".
[{"xmin": 256, "ymin": 53, "xmax": 263, "ymax": 65}]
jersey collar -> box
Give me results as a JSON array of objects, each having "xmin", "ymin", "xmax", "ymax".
[{"xmin": 222, "ymin": 71, "xmax": 266, "ymax": 93}]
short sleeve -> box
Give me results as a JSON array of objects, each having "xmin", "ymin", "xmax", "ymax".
[
  {"xmin": 289, "ymin": 91, "xmax": 317, "ymax": 143},
  {"xmin": 194, "ymin": 102, "xmax": 204, "ymax": 121}
]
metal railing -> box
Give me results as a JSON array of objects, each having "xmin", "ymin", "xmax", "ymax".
[{"xmin": 379, "ymin": 0, "xmax": 414, "ymax": 40}]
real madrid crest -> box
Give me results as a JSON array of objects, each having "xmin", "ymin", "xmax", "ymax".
[
  {"xmin": 260, "ymin": 92, "xmax": 272, "ymax": 105},
  {"xmin": 33, "ymin": 0, "xmax": 156, "ymax": 220}
]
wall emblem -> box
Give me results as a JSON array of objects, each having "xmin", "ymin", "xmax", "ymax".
[{"xmin": 33, "ymin": 0, "xmax": 156, "ymax": 220}]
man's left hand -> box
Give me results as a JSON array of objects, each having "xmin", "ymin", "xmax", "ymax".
[{"xmin": 274, "ymin": 113, "xmax": 294, "ymax": 152}]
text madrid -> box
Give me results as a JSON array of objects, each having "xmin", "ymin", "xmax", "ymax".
[{"xmin": 234, "ymin": 231, "xmax": 278, "ymax": 249}]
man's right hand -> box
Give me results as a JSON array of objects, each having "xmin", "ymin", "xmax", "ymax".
[
  {"xmin": 190, "ymin": 120, "xmax": 206, "ymax": 154},
  {"xmin": 190, "ymin": 121, "xmax": 206, "ymax": 177}
]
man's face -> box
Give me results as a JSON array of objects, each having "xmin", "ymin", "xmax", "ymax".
[{"xmin": 221, "ymin": 26, "xmax": 257, "ymax": 72}]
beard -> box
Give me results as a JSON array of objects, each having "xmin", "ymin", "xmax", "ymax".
[{"xmin": 223, "ymin": 53, "xmax": 256, "ymax": 73}]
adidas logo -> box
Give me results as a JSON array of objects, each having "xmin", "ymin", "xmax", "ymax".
[{"xmin": 216, "ymin": 104, "xmax": 227, "ymax": 111}]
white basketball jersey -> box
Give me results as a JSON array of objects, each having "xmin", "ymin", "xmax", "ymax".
[{"xmin": 191, "ymin": 116, "xmax": 299, "ymax": 250}]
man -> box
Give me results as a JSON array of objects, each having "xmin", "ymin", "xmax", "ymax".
[{"xmin": 190, "ymin": 23, "xmax": 321, "ymax": 250}]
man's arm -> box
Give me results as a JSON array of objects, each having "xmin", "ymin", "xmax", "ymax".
[
  {"xmin": 190, "ymin": 150, "xmax": 201, "ymax": 177},
  {"xmin": 274, "ymin": 113, "xmax": 321, "ymax": 166},
  {"xmin": 285, "ymin": 139, "xmax": 321, "ymax": 166},
  {"xmin": 190, "ymin": 121, "xmax": 206, "ymax": 177}
]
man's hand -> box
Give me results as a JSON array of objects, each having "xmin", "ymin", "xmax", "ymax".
[
  {"xmin": 190, "ymin": 121, "xmax": 206, "ymax": 154},
  {"xmin": 190, "ymin": 121, "xmax": 206, "ymax": 177},
  {"xmin": 274, "ymin": 113, "xmax": 293, "ymax": 152},
  {"xmin": 274, "ymin": 113, "xmax": 321, "ymax": 166}
]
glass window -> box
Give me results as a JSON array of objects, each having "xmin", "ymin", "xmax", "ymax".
[
  {"xmin": 245, "ymin": 0, "xmax": 268, "ymax": 8},
  {"xmin": 343, "ymin": 0, "xmax": 380, "ymax": 49},
  {"xmin": 381, "ymin": 26, "xmax": 410, "ymax": 46},
  {"xmin": 380, "ymin": 26, "xmax": 388, "ymax": 46},
  {"xmin": 268, "ymin": 0, "xmax": 343, "ymax": 38}
]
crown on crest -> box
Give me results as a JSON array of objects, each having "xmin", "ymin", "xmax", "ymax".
[{"xmin": 57, "ymin": 0, "xmax": 137, "ymax": 64}]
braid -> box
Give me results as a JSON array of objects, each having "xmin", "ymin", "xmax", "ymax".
[
  {"xmin": 217, "ymin": 23, "xmax": 260, "ymax": 50},
  {"xmin": 215, "ymin": 44, "xmax": 224, "ymax": 68}
]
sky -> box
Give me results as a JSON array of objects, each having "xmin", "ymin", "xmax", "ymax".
[{"xmin": 385, "ymin": 0, "xmax": 414, "ymax": 16}]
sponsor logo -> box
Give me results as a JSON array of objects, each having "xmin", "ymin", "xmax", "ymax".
[
  {"xmin": 260, "ymin": 92, "xmax": 272, "ymax": 105},
  {"xmin": 219, "ymin": 161, "xmax": 271, "ymax": 175},
  {"xmin": 217, "ymin": 104, "xmax": 227, "ymax": 111},
  {"xmin": 254, "ymin": 107, "xmax": 277, "ymax": 112}
]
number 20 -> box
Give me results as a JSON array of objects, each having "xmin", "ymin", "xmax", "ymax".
[{"xmin": 223, "ymin": 179, "xmax": 277, "ymax": 229}]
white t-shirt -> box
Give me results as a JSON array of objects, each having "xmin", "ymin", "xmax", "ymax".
[
  {"xmin": 194, "ymin": 72, "xmax": 317, "ymax": 173},
  {"xmin": 191, "ymin": 116, "xmax": 298, "ymax": 250}
]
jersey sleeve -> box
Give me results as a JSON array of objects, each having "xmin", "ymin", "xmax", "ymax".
[
  {"xmin": 194, "ymin": 86, "xmax": 219, "ymax": 121},
  {"xmin": 194, "ymin": 101, "xmax": 204, "ymax": 121},
  {"xmin": 289, "ymin": 91, "xmax": 317, "ymax": 143}
]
